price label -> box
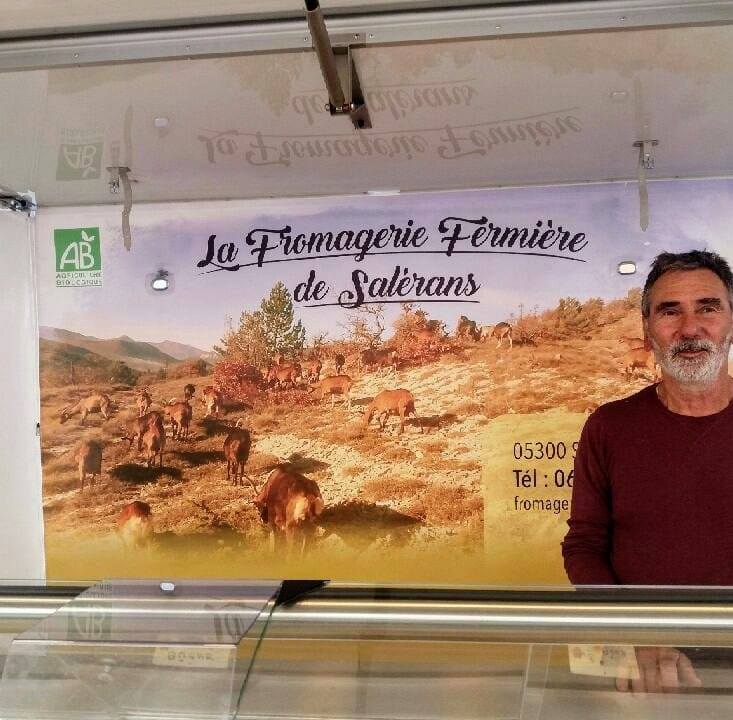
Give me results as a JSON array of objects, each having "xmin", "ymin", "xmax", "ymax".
[
  {"xmin": 568, "ymin": 644, "xmax": 640, "ymax": 679},
  {"xmin": 152, "ymin": 647, "xmax": 230, "ymax": 669}
]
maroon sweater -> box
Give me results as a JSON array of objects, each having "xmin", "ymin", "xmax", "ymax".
[{"xmin": 562, "ymin": 384, "xmax": 733, "ymax": 585}]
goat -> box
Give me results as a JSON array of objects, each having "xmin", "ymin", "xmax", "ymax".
[
  {"xmin": 223, "ymin": 419, "xmax": 255, "ymax": 489},
  {"xmin": 253, "ymin": 466, "xmax": 324, "ymax": 554},
  {"xmin": 360, "ymin": 348, "xmax": 398, "ymax": 374},
  {"xmin": 117, "ymin": 501, "xmax": 153, "ymax": 550},
  {"xmin": 121, "ymin": 411, "xmax": 163, "ymax": 451},
  {"xmin": 164, "ymin": 399, "xmax": 193, "ymax": 441},
  {"xmin": 135, "ymin": 388, "xmax": 152, "ymax": 417},
  {"xmin": 333, "ymin": 353, "xmax": 345, "ymax": 375},
  {"xmin": 622, "ymin": 347, "xmax": 659, "ymax": 379},
  {"xmin": 183, "ymin": 383, "xmax": 196, "ymax": 401},
  {"xmin": 455, "ymin": 315, "xmax": 480, "ymax": 342},
  {"xmin": 141, "ymin": 420, "xmax": 165, "ymax": 467},
  {"xmin": 266, "ymin": 363, "xmax": 300, "ymax": 389},
  {"xmin": 300, "ymin": 358, "xmax": 322, "ymax": 382},
  {"xmin": 60, "ymin": 393, "xmax": 112, "ymax": 425},
  {"xmin": 273, "ymin": 352, "xmax": 286, "ymax": 366},
  {"xmin": 202, "ymin": 386, "xmax": 223, "ymax": 418},
  {"xmin": 480, "ymin": 322, "xmax": 513, "ymax": 349},
  {"xmin": 75, "ymin": 440, "xmax": 102, "ymax": 491},
  {"xmin": 309, "ymin": 375, "xmax": 353, "ymax": 410},
  {"xmin": 363, "ymin": 389, "xmax": 422, "ymax": 435}
]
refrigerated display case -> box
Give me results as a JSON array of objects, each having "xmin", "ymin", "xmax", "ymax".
[{"xmin": 1, "ymin": 581, "xmax": 732, "ymax": 720}]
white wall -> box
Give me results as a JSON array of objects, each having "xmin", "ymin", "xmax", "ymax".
[{"xmin": 0, "ymin": 211, "xmax": 45, "ymax": 579}]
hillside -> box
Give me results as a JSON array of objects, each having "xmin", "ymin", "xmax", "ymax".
[
  {"xmin": 150, "ymin": 340, "xmax": 213, "ymax": 361},
  {"xmin": 40, "ymin": 326, "xmax": 181, "ymax": 370},
  {"xmin": 39, "ymin": 338, "xmax": 129, "ymax": 386}
]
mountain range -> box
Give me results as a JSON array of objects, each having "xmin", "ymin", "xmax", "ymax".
[{"xmin": 39, "ymin": 326, "xmax": 214, "ymax": 370}]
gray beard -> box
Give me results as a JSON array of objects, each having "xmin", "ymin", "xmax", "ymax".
[{"xmin": 650, "ymin": 333, "xmax": 731, "ymax": 384}]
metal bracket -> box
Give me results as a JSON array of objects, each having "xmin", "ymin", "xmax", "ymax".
[
  {"xmin": 633, "ymin": 139, "xmax": 658, "ymax": 231},
  {"xmin": 329, "ymin": 45, "xmax": 371, "ymax": 130},
  {"xmin": 106, "ymin": 166, "xmax": 134, "ymax": 250},
  {"xmin": 305, "ymin": 0, "xmax": 371, "ymax": 131},
  {"xmin": 633, "ymin": 139, "xmax": 659, "ymax": 170},
  {"xmin": 106, "ymin": 165, "xmax": 130, "ymax": 194},
  {"xmin": 0, "ymin": 189, "xmax": 37, "ymax": 217}
]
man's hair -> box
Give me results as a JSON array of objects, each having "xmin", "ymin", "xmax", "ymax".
[{"xmin": 641, "ymin": 250, "xmax": 733, "ymax": 318}]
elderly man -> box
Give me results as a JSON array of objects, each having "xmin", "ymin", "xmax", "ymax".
[{"xmin": 562, "ymin": 249, "xmax": 733, "ymax": 691}]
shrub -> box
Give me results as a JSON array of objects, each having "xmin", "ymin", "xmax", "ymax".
[
  {"xmin": 168, "ymin": 358, "xmax": 209, "ymax": 379},
  {"xmin": 211, "ymin": 360, "xmax": 263, "ymax": 404}
]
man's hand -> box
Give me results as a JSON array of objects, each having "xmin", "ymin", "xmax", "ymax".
[{"xmin": 616, "ymin": 646, "xmax": 702, "ymax": 693}]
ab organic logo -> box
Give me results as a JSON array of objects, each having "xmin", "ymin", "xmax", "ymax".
[
  {"xmin": 56, "ymin": 141, "xmax": 103, "ymax": 180},
  {"xmin": 54, "ymin": 227, "xmax": 103, "ymax": 287}
]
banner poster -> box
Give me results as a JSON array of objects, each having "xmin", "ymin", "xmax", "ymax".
[{"xmin": 35, "ymin": 179, "xmax": 733, "ymax": 582}]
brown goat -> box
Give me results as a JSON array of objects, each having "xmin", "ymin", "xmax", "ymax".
[
  {"xmin": 183, "ymin": 383, "xmax": 196, "ymax": 401},
  {"xmin": 309, "ymin": 375, "xmax": 353, "ymax": 409},
  {"xmin": 223, "ymin": 420, "xmax": 255, "ymax": 489},
  {"xmin": 300, "ymin": 358, "xmax": 323, "ymax": 382},
  {"xmin": 333, "ymin": 353, "xmax": 345, "ymax": 375},
  {"xmin": 455, "ymin": 316, "xmax": 480, "ymax": 342},
  {"xmin": 117, "ymin": 501, "xmax": 153, "ymax": 550},
  {"xmin": 121, "ymin": 411, "xmax": 163, "ymax": 451},
  {"xmin": 141, "ymin": 421, "xmax": 165, "ymax": 468},
  {"xmin": 360, "ymin": 348, "xmax": 398, "ymax": 373},
  {"xmin": 165, "ymin": 400, "xmax": 193, "ymax": 440},
  {"xmin": 622, "ymin": 347, "xmax": 659, "ymax": 379},
  {"xmin": 480, "ymin": 322, "xmax": 513, "ymax": 349},
  {"xmin": 136, "ymin": 389, "xmax": 152, "ymax": 417},
  {"xmin": 254, "ymin": 466, "xmax": 324, "ymax": 554},
  {"xmin": 60, "ymin": 393, "xmax": 112, "ymax": 425},
  {"xmin": 267, "ymin": 363, "xmax": 300, "ymax": 389},
  {"xmin": 202, "ymin": 386, "xmax": 223, "ymax": 417},
  {"xmin": 363, "ymin": 389, "xmax": 422, "ymax": 435},
  {"xmin": 75, "ymin": 440, "xmax": 102, "ymax": 491}
]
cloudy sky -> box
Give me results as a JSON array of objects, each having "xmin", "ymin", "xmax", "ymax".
[{"xmin": 35, "ymin": 178, "xmax": 733, "ymax": 351}]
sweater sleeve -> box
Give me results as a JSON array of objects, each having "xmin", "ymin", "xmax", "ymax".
[{"xmin": 561, "ymin": 411, "xmax": 618, "ymax": 585}]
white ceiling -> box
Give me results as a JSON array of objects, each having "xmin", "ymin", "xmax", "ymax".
[{"xmin": 1, "ymin": 21, "xmax": 732, "ymax": 206}]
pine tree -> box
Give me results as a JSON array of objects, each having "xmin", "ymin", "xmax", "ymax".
[
  {"xmin": 215, "ymin": 283, "xmax": 305, "ymax": 366},
  {"xmin": 259, "ymin": 281, "xmax": 306, "ymax": 356}
]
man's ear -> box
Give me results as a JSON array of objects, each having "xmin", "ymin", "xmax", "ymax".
[{"xmin": 642, "ymin": 320, "xmax": 652, "ymax": 352}]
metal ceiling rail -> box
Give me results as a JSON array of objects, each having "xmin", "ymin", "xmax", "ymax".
[{"xmin": 0, "ymin": 0, "xmax": 731, "ymax": 72}]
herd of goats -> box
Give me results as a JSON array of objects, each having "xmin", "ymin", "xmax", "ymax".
[{"xmin": 49, "ymin": 316, "xmax": 655, "ymax": 554}]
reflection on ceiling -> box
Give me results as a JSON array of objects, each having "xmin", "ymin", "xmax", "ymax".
[{"xmin": 1, "ymin": 23, "xmax": 732, "ymax": 206}]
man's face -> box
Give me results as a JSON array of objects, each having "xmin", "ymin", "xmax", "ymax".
[{"xmin": 644, "ymin": 268, "xmax": 733, "ymax": 385}]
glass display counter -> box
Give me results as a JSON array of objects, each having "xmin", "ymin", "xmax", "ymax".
[{"xmin": 1, "ymin": 582, "xmax": 733, "ymax": 719}]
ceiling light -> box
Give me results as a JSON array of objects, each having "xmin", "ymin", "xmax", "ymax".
[
  {"xmin": 366, "ymin": 188, "xmax": 400, "ymax": 196},
  {"xmin": 617, "ymin": 261, "xmax": 637, "ymax": 275},
  {"xmin": 154, "ymin": 117, "xmax": 170, "ymax": 128},
  {"xmin": 610, "ymin": 90, "xmax": 628, "ymax": 102},
  {"xmin": 151, "ymin": 270, "xmax": 171, "ymax": 291}
]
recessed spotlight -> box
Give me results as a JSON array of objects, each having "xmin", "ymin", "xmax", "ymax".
[
  {"xmin": 154, "ymin": 117, "xmax": 170, "ymax": 129},
  {"xmin": 151, "ymin": 270, "xmax": 170, "ymax": 291},
  {"xmin": 618, "ymin": 261, "xmax": 637, "ymax": 275}
]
